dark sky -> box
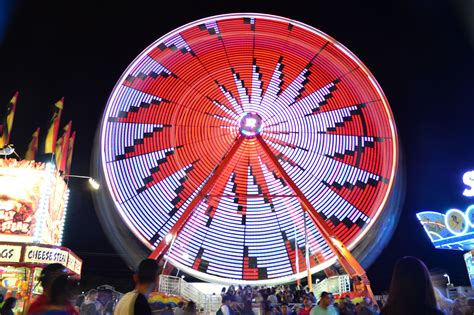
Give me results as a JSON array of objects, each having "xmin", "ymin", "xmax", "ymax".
[{"xmin": 0, "ymin": 0, "xmax": 473, "ymax": 293}]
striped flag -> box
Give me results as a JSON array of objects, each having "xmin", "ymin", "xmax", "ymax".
[
  {"xmin": 0, "ymin": 92, "xmax": 19, "ymax": 147},
  {"xmin": 25, "ymin": 128, "xmax": 40, "ymax": 160},
  {"xmin": 55, "ymin": 121, "xmax": 72, "ymax": 173},
  {"xmin": 43, "ymin": 97, "xmax": 64, "ymax": 154},
  {"xmin": 65, "ymin": 131, "xmax": 76, "ymax": 176}
]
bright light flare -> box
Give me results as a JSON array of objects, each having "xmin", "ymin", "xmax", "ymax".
[{"xmin": 88, "ymin": 178, "xmax": 100, "ymax": 190}]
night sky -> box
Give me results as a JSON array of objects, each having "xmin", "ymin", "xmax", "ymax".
[{"xmin": 0, "ymin": 0, "xmax": 473, "ymax": 293}]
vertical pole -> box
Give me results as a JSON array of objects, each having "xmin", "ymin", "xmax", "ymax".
[
  {"xmin": 304, "ymin": 212, "xmax": 313, "ymax": 292},
  {"xmin": 295, "ymin": 225, "xmax": 301, "ymax": 287}
]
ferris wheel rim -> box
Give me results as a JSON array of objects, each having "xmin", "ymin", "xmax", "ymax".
[{"xmin": 98, "ymin": 13, "xmax": 399, "ymax": 284}]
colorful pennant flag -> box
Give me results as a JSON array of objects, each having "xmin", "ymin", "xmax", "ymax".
[
  {"xmin": 43, "ymin": 97, "xmax": 64, "ymax": 154},
  {"xmin": 25, "ymin": 128, "xmax": 40, "ymax": 161},
  {"xmin": 55, "ymin": 121, "xmax": 72, "ymax": 173},
  {"xmin": 65, "ymin": 131, "xmax": 76, "ymax": 176},
  {"xmin": 0, "ymin": 92, "xmax": 19, "ymax": 147}
]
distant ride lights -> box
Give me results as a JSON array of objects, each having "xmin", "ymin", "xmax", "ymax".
[{"xmin": 95, "ymin": 13, "xmax": 401, "ymax": 294}]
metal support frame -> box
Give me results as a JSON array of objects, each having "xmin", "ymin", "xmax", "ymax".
[
  {"xmin": 255, "ymin": 135, "xmax": 375, "ymax": 302},
  {"xmin": 148, "ymin": 134, "xmax": 375, "ymax": 303}
]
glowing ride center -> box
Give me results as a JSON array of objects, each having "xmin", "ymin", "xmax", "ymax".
[{"xmin": 94, "ymin": 13, "xmax": 402, "ymax": 297}]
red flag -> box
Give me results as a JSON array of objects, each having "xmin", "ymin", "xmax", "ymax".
[
  {"xmin": 0, "ymin": 92, "xmax": 18, "ymax": 147},
  {"xmin": 44, "ymin": 97, "xmax": 64, "ymax": 154},
  {"xmin": 25, "ymin": 128, "xmax": 40, "ymax": 160},
  {"xmin": 55, "ymin": 121, "xmax": 71, "ymax": 173},
  {"xmin": 65, "ymin": 131, "xmax": 76, "ymax": 176}
]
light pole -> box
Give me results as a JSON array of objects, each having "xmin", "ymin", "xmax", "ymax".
[{"xmin": 63, "ymin": 175, "xmax": 100, "ymax": 190}]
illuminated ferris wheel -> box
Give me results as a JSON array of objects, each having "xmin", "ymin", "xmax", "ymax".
[{"xmin": 95, "ymin": 13, "xmax": 399, "ymax": 288}]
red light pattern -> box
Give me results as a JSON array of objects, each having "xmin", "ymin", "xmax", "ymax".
[{"xmin": 100, "ymin": 14, "xmax": 398, "ymax": 283}]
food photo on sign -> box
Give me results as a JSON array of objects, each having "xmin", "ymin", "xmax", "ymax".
[{"xmin": 0, "ymin": 160, "xmax": 45, "ymax": 238}]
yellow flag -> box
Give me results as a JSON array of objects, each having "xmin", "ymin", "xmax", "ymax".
[
  {"xmin": 25, "ymin": 128, "xmax": 40, "ymax": 161},
  {"xmin": 0, "ymin": 92, "xmax": 18, "ymax": 147},
  {"xmin": 44, "ymin": 97, "xmax": 64, "ymax": 154}
]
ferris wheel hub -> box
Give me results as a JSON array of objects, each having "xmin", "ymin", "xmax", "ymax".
[{"xmin": 239, "ymin": 112, "xmax": 263, "ymax": 137}]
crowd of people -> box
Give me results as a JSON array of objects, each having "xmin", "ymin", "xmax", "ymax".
[
  {"xmin": 216, "ymin": 284, "xmax": 379, "ymax": 315},
  {"xmin": 9, "ymin": 256, "xmax": 473, "ymax": 314},
  {"xmin": 213, "ymin": 257, "xmax": 474, "ymax": 315}
]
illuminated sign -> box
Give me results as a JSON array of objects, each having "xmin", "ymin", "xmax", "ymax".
[
  {"xmin": 464, "ymin": 171, "xmax": 474, "ymax": 197},
  {"xmin": 24, "ymin": 245, "xmax": 68, "ymax": 265},
  {"xmin": 417, "ymin": 205, "xmax": 474, "ymax": 251},
  {"xmin": 67, "ymin": 252, "xmax": 82, "ymax": 275},
  {"xmin": 0, "ymin": 159, "xmax": 68, "ymax": 245},
  {"xmin": 0, "ymin": 243, "xmax": 82, "ymax": 276},
  {"xmin": 0, "ymin": 245, "xmax": 22, "ymax": 263},
  {"xmin": 418, "ymin": 171, "xmax": 474, "ymax": 251}
]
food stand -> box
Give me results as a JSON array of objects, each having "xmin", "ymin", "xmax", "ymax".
[{"xmin": 0, "ymin": 159, "xmax": 82, "ymax": 314}]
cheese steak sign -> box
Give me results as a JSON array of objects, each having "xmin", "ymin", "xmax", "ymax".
[
  {"xmin": 66, "ymin": 253, "xmax": 82, "ymax": 275},
  {"xmin": 0, "ymin": 244, "xmax": 22, "ymax": 263},
  {"xmin": 24, "ymin": 246, "xmax": 68, "ymax": 265},
  {"xmin": 0, "ymin": 243, "xmax": 82, "ymax": 276}
]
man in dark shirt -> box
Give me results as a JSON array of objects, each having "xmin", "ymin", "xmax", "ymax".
[{"xmin": 114, "ymin": 259, "xmax": 159, "ymax": 315}]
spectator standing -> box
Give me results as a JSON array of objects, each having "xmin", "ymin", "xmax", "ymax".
[
  {"xmin": 162, "ymin": 304, "xmax": 174, "ymax": 315},
  {"xmin": 380, "ymin": 256, "xmax": 444, "ymax": 315},
  {"xmin": 357, "ymin": 297, "xmax": 376, "ymax": 315},
  {"xmin": 114, "ymin": 259, "xmax": 159, "ymax": 315},
  {"xmin": 28, "ymin": 263, "xmax": 78, "ymax": 315},
  {"xmin": 298, "ymin": 296, "xmax": 313, "ymax": 315},
  {"xmin": 29, "ymin": 274, "xmax": 79, "ymax": 315},
  {"xmin": 184, "ymin": 301, "xmax": 197, "ymax": 315},
  {"xmin": 0, "ymin": 298, "xmax": 16, "ymax": 315},
  {"xmin": 267, "ymin": 289, "xmax": 278, "ymax": 308},
  {"xmin": 280, "ymin": 304, "xmax": 290, "ymax": 315},
  {"xmin": 291, "ymin": 304, "xmax": 300, "ymax": 315},
  {"xmin": 175, "ymin": 301, "xmax": 185, "ymax": 315},
  {"xmin": 310, "ymin": 292, "xmax": 338, "ymax": 315},
  {"xmin": 218, "ymin": 296, "xmax": 231, "ymax": 315},
  {"xmin": 241, "ymin": 299, "xmax": 254, "ymax": 315},
  {"xmin": 80, "ymin": 290, "xmax": 100, "ymax": 315}
]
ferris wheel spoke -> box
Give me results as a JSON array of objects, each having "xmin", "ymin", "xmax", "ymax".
[
  {"xmin": 255, "ymin": 134, "xmax": 373, "ymax": 276},
  {"xmin": 258, "ymin": 161, "xmax": 334, "ymax": 264},
  {"xmin": 149, "ymin": 136, "xmax": 245, "ymax": 259},
  {"xmin": 147, "ymin": 31, "xmax": 241, "ymax": 118},
  {"xmin": 231, "ymin": 69, "xmax": 252, "ymax": 112},
  {"xmin": 262, "ymin": 79, "xmax": 339, "ymax": 127},
  {"xmin": 264, "ymin": 132, "xmax": 381, "ymax": 170},
  {"xmin": 111, "ymin": 83, "xmax": 239, "ymax": 126},
  {"xmin": 217, "ymin": 18, "xmax": 256, "ymax": 109},
  {"xmin": 256, "ymin": 143, "xmax": 373, "ymax": 229},
  {"xmin": 266, "ymin": 138, "xmax": 386, "ymax": 191}
]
